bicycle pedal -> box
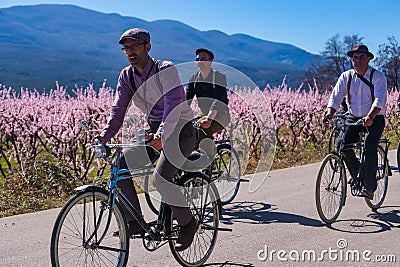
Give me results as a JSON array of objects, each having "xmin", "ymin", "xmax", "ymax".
[
  {"xmin": 143, "ymin": 232, "xmax": 161, "ymax": 242},
  {"xmin": 130, "ymin": 233, "xmax": 144, "ymax": 239}
]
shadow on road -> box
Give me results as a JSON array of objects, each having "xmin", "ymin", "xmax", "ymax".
[
  {"xmin": 326, "ymin": 206, "xmax": 400, "ymax": 233},
  {"xmin": 368, "ymin": 205, "xmax": 400, "ymax": 228},
  {"xmin": 327, "ymin": 219, "xmax": 391, "ymax": 233},
  {"xmin": 220, "ymin": 201, "xmax": 324, "ymax": 227}
]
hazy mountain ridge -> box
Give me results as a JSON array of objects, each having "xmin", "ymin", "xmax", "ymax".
[{"xmin": 0, "ymin": 4, "xmax": 318, "ymax": 90}]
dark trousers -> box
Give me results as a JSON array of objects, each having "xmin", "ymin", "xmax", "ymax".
[
  {"xmin": 343, "ymin": 115, "xmax": 385, "ymax": 192},
  {"xmin": 118, "ymin": 120, "xmax": 196, "ymax": 226},
  {"xmin": 195, "ymin": 113, "xmax": 229, "ymax": 157}
]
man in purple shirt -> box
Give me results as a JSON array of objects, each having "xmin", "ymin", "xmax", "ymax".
[{"xmin": 97, "ymin": 28, "xmax": 197, "ymax": 251}]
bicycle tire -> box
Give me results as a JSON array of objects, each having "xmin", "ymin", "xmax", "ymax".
[
  {"xmin": 213, "ymin": 143, "xmax": 241, "ymax": 204},
  {"xmin": 328, "ymin": 128, "xmax": 340, "ymax": 154},
  {"xmin": 169, "ymin": 172, "xmax": 219, "ymax": 267},
  {"xmin": 50, "ymin": 189, "xmax": 129, "ymax": 267},
  {"xmin": 365, "ymin": 145, "xmax": 389, "ymax": 209},
  {"xmin": 397, "ymin": 141, "xmax": 400, "ymax": 173},
  {"xmin": 315, "ymin": 153, "xmax": 346, "ymax": 224},
  {"xmin": 144, "ymin": 175, "xmax": 161, "ymax": 215}
]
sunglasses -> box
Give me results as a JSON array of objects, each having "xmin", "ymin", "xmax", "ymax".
[
  {"xmin": 352, "ymin": 55, "xmax": 367, "ymax": 60},
  {"xmin": 195, "ymin": 57, "xmax": 207, "ymax": 61}
]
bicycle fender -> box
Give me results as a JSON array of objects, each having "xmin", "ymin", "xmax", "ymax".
[
  {"xmin": 177, "ymin": 171, "xmax": 211, "ymax": 186},
  {"xmin": 74, "ymin": 185, "xmax": 108, "ymax": 194}
]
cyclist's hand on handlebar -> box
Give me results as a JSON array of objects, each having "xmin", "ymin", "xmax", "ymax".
[
  {"xmin": 362, "ymin": 115, "xmax": 373, "ymax": 127},
  {"xmin": 93, "ymin": 136, "xmax": 111, "ymax": 157}
]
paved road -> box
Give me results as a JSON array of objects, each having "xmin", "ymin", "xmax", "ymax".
[{"xmin": 1, "ymin": 151, "xmax": 400, "ymax": 267}]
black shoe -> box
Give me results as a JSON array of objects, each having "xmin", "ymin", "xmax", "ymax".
[
  {"xmin": 113, "ymin": 221, "xmax": 144, "ymax": 237},
  {"xmin": 175, "ymin": 217, "xmax": 198, "ymax": 252},
  {"xmin": 359, "ymin": 188, "xmax": 374, "ymax": 200}
]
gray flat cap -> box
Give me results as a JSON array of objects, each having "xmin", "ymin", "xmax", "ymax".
[{"xmin": 119, "ymin": 28, "xmax": 150, "ymax": 44}]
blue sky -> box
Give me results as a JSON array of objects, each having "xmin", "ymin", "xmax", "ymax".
[{"xmin": 1, "ymin": 0, "xmax": 399, "ymax": 55}]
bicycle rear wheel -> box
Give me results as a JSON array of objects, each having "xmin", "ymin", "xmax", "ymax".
[
  {"xmin": 169, "ymin": 172, "xmax": 219, "ymax": 267},
  {"xmin": 365, "ymin": 145, "xmax": 389, "ymax": 209},
  {"xmin": 213, "ymin": 143, "xmax": 241, "ymax": 204},
  {"xmin": 50, "ymin": 188, "xmax": 129, "ymax": 267},
  {"xmin": 315, "ymin": 153, "xmax": 346, "ymax": 224}
]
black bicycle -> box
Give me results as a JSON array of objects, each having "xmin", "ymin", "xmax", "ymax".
[
  {"xmin": 50, "ymin": 136, "xmax": 224, "ymax": 266},
  {"xmin": 144, "ymin": 125, "xmax": 241, "ymax": 215},
  {"xmin": 316, "ymin": 118, "xmax": 390, "ymax": 224}
]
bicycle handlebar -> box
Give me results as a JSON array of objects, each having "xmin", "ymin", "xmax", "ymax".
[
  {"xmin": 326, "ymin": 117, "xmax": 363, "ymax": 127},
  {"xmin": 94, "ymin": 140, "xmax": 157, "ymax": 159}
]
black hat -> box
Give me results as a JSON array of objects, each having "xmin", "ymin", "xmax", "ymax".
[
  {"xmin": 196, "ymin": 48, "xmax": 214, "ymax": 60},
  {"xmin": 347, "ymin": 44, "xmax": 374, "ymax": 59},
  {"xmin": 119, "ymin": 28, "xmax": 150, "ymax": 44}
]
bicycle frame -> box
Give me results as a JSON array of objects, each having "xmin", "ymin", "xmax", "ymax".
[
  {"xmin": 316, "ymin": 117, "xmax": 390, "ymax": 224},
  {"xmin": 76, "ymin": 143, "xmax": 171, "ymax": 244},
  {"xmin": 87, "ymin": 141, "xmax": 221, "ymax": 241}
]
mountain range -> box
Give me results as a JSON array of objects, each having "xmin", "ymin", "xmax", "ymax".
[{"xmin": 0, "ymin": 4, "xmax": 319, "ymax": 91}]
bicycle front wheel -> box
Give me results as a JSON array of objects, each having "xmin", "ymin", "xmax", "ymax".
[
  {"xmin": 328, "ymin": 129, "xmax": 340, "ymax": 154},
  {"xmin": 315, "ymin": 153, "xmax": 346, "ymax": 224},
  {"xmin": 397, "ymin": 141, "xmax": 400, "ymax": 173},
  {"xmin": 365, "ymin": 145, "xmax": 389, "ymax": 209},
  {"xmin": 50, "ymin": 189, "xmax": 129, "ymax": 267},
  {"xmin": 213, "ymin": 143, "xmax": 241, "ymax": 204},
  {"xmin": 169, "ymin": 172, "xmax": 219, "ymax": 267}
]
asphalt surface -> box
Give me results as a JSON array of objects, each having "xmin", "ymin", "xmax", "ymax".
[{"xmin": 1, "ymin": 150, "xmax": 400, "ymax": 267}]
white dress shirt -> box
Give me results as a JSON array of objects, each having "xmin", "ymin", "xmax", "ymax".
[{"xmin": 327, "ymin": 66, "xmax": 387, "ymax": 117}]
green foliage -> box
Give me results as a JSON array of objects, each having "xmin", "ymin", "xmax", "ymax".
[
  {"xmin": 0, "ymin": 153, "xmax": 112, "ymax": 217},
  {"xmin": 0, "ymin": 155, "xmax": 73, "ymax": 217}
]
